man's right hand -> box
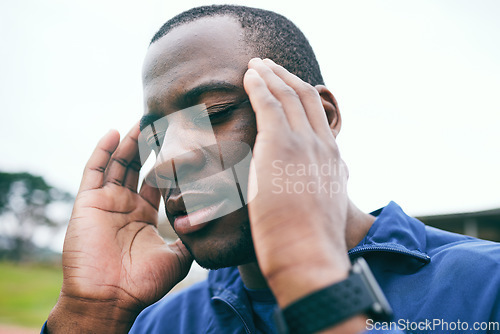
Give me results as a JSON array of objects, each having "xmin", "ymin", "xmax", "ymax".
[{"xmin": 47, "ymin": 125, "xmax": 193, "ymax": 333}]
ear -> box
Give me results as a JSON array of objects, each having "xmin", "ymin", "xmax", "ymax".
[{"xmin": 315, "ymin": 85, "xmax": 341, "ymax": 137}]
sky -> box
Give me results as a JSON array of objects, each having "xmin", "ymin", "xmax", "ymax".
[{"xmin": 1, "ymin": 0, "xmax": 499, "ymax": 218}]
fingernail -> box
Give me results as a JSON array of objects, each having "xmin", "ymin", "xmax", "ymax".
[
  {"xmin": 106, "ymin": 129, "xmax": 117, "ymax": 137},
  {"xmin": 249, "ymin": 57, "xmax": 263, "ymax": 66},
  {"xmin": 245, "ymin": 68, "xmax": 259, "ymax": 76}
]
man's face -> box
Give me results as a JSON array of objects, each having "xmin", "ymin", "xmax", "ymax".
[{"xmin": 141, "ymin": 16, "xmax": 258, "ymax": 269}]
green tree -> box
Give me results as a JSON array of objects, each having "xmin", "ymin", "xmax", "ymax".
[{"xmin": 0, "ymin": 171, "xmax": 73, "ymax": 262}]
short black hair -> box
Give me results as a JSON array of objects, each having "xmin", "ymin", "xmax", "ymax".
[{"xmin": 150, "ymin": 5, "xmax": 324, "ymax": 86}]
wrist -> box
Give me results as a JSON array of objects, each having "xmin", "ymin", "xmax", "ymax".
[
  {"xmin": 47, "ymin": 294, "xmax": 139, "ymax": 333},
  {"xmin": 259, "ymin": 237, "xmax": 351, "ymax": 307},
  {"xmin": 273, "ymin": 257, "xmax": 393, "ymax": 334},
  {"xmin": 267, "ymin": 258, "xmax": 350, "ymax": 308}
]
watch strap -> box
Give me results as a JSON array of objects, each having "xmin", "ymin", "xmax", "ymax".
[{"xmin": 274, "ymin": 257, "xmax": 392, "ymax": 334}]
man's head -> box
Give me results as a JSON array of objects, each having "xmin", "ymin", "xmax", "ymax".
[
  {"xmin": 141, "ymin": 5, "xmax": 334, "ymax": 269},
  {"xmin": 150, "ymin": 5, "xmax": 324, "ymax": 86}
]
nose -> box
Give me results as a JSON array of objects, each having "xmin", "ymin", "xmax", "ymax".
[{"xmin": 153, "ymin": 125, "xmax": 207, "ymax": 188}]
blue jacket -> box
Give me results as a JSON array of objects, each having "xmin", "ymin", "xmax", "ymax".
[
  {"xmin": 129, "ymin": 202, "xmax": 500, "ymax": 333},
  {"xmin": 43, "ymin": 202, "xmax": 500, "ymax": 333}
]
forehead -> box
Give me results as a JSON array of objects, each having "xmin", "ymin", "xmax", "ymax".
[{"xmin": 142, "ymin": 16, "xmax": 253, "ymax": 110}]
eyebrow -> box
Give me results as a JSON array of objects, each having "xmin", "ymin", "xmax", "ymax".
[{"xmin": 140, "ymin": 81, "xmax": 244, "ymax": 131}]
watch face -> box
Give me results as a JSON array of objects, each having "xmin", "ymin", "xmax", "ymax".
[{"xmin": 354, "ymin": 257, "xmax": 393, "ymax": 321}]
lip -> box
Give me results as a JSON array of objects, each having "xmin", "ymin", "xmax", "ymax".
[
  {"xmin": 173, "ymin": 200, "xmax": 227, "ymax": 234},
  {"xmin": 166, "ymin": 192, "xmax": 217, "ymax": 217}
]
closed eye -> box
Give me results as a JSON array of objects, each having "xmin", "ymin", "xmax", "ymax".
[
  {"xmin": 142, "ymin": 99, "xmax": 250, "ymax": 153},
  {"xmin": 198, "ymin": 99, "xmax": 250, "ymax": 124}
]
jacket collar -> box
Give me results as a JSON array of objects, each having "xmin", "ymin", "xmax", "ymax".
[
  {"xmin": 348, "ymin": 201, "xmax": 430, "ymax": 264},
  {"xmin": 207, "ymin": 265, "xmax": 256, "ymax": 333},
  {"xmin": 206, "ymin": 202, "xmax": 430, "ymax": 311}
]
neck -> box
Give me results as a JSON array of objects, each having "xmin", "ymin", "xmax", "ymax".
[
  {"xmin": 238, "ymin": 200, "xmax": 376, "ymax": 289},
  {"xmin": 238, "ymin": 261, "xmax": 269, "ymax": 289},
  {"xmin": 344, "ymin": 200, "xmax": 376, "ymax": 249}
]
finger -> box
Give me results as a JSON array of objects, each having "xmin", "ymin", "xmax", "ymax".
[
  {"xmin": 139, "ymin": 178, "xmax": 161, "ymax": 210},
  {"xmin": 263, "ymin": 58, "xmax": 331, "ymax": 136},
  {"xmin": 248, "ymin": 58, "xmax": 311, "ymax": 132},
  {"xmin": 104, "ymin": 123, "xmax": 141, "ymax": 186},
  {"xmin": 123, "ymin": 150, "xmax": 142, "ymax": 191},
  {"xmin": 243, "ymin": 67, "xmax": 291, "ymax": 134},
  {"xmin": 79, "ymin": 130, "xmax": 120, "ymax": 192}
]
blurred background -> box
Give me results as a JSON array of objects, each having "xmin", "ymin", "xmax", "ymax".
[{"xmin": 1, "ymin": 0, "xmax": 499, "ymax": 331}]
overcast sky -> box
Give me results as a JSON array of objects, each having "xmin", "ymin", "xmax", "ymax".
[{"xmin": 1, "ymin": 0, "xmax": 499, "ymax": 217}]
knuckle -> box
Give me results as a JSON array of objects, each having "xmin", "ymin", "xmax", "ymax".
[
  {"xmin": 87, "ymin": 164, "xmax": 105, "ymax": 173},
  {"xmin": 129, "ymin": 159, "xmax": 142, "ymax": 172},
  {"xmin": 308, "ymin": 137, "xmax": 324, "ymax": 153},
  {"xmin": 288, "ymin": 135, "xmax": 307, "ymax": 151},
  {"xmin": 327, "ymin": 141, "xmax": 340, "ymax": 155},
  {"xmin": 107, "ymin": 178, "xmax": 122, "ymax": 186},
  {"xmin": 262, "ymin": 96, "xmax": 282, "ymax": 110},
  {"xmin": 112, "ymin": 157, "xmax": 129, "ymax": 167},
  {"xmin": 278, "ymin": 85, "xmax": 299, "ymax": 99},
  {"xmin": 298, "ymin": 133, "xmax": 315, "ymax": 147},
  {"xmin": 298, "ymin": 83, "xmax": 319, "ymax": 98},
  {"xmin": 324, "ymin": 136, "xmax": 338, "ymax": 149}
]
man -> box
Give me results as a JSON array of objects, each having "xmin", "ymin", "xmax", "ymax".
[{"xmin": 45, "ymin": 5, "xmax": 500, "ymax": 334}]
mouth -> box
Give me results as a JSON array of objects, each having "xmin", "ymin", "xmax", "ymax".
[
  {"xmin": 167, "ymin": 194, "xmax": 227, "ymax": 235},
  {"xmin": 173, "ymin": 200, "xmax": 227, "ymax": 234}
]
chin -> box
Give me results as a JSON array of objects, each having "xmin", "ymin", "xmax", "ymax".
[
  {"xmin": 169, "ymin": 205, "xmax": 256, "ymax": 269},
  {"xmin": 181, "ymin": 219, "xmax": 256, "ymax": 270},
  {"xmin": 193, "ymin": 245, "xmax": 257, "ymax": 270}
]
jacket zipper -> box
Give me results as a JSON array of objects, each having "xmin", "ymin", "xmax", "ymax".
[
  {"xmin": 210, "ymin": 246, "xmax": 428, "ymax": 334},
  {"xmin": 348, "ymin": 245, "xmax": 431, "ymax": 263},
  {"xmin": 212, "ymin": 296, "xmax": 252, "ymax": 334}
]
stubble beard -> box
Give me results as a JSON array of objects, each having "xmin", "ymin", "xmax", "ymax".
[{"xmin": 180, "ymin": 219, "xmax": 257, "ymax": 270}]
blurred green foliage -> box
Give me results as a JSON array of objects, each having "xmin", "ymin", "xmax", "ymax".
[
  {"xmin": 0, "ymin": 171, "xmax": 73, "ymax": 262},
  {"xmin": 0, "ymin": 261, "xmax": 62, "ymax": 328}
]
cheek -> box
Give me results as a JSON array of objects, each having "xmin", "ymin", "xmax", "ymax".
[
  {"xmin": 218, "ymin": 111, "xmax": 257, "ymax": 145},
  {"xmin": 240, "ymin": 111, "xmax": 258, "ymax": 146},
  {"xmin": 213, "ymin": 116, "xmax": 257, "ymax": 165}
]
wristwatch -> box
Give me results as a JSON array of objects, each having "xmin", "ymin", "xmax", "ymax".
[{"xmin": 273, "ymin": 257, "xmax": 393, "ymax": 334}]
